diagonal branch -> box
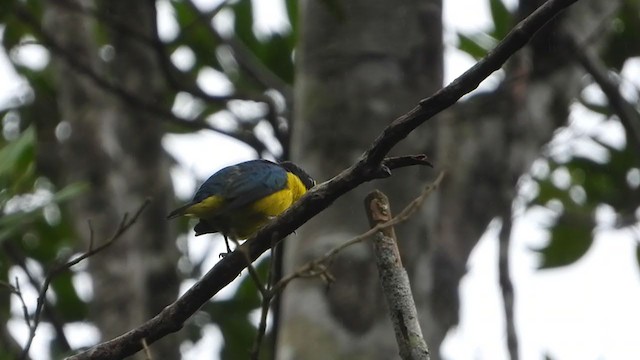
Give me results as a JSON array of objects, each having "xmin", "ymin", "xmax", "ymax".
[
  {"xmin": 568, "ymin": 37, "xmax": 640, "ymax": 150},
  {"xmin": 66, "ymin": 1, "xmax": 581, "ymax": 358}
]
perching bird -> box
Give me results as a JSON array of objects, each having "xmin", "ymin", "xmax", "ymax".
[{"xmin": 167, "ymin": 159, "xmax": 315, "ymax": 253}]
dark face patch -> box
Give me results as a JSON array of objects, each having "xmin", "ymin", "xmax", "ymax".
[{"xmin": 279, "ymin": 161, "xmax": 316, "ymax": 190}]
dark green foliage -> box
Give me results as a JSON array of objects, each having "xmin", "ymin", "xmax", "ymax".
[
  {"xmin": 171, "ymin": 1, "xmax": 223, "ymax": 72},
  {"xmin": 457, "ymin": 33, "xmax": 493, "ymax": 60},
  {"xmin": 489, "ymin": 0, "xmax": 512, "ymax": 40},
  {"xmin": 207, "ymin": 258, "xmax": 268, "ymax": 359},
  {"xmin": 2, "ymin": 0, "xmax": 298, "ymax": 356},
  {"xmin": 602, "ymin": 0, "xmax": 640, "ymax": 70},
  {"xmin": 456, "ymin": 0, "xmax": 640, "ymax": 271},
  {"xmin": 531, "ymin": 133, "xmax": 640, "ymax": 268},
  {"xmin": 457, "ymin": 0, "xmax": 512, "ymax": 60},
  {"xmin": 534, "ymin": 212, "xmax": 595, "ymax": 269},
  {"xmin": 0, "ymin": 123, "xmax": 86, "ymax": 356}
]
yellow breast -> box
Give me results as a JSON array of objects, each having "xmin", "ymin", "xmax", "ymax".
[{"xmin": 225, "ymin": 172, "xmax": 308, "ymax": 239}]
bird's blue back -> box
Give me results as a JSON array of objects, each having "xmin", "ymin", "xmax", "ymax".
[{"xmin": 193, "ymin": 159, "xmax": 288, "ymax": 211}]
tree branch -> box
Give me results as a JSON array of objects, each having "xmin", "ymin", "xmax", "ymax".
[
  {"xmin": 18, "ymin": 200, "xmax": 150, "ymax": 359},
  {"xmin": 66, "ymin": 1, "xmax": 581, "ymax": 358},
  {"xmin": 14, "ymin": 4, "xmax": 272, "ymax": 157},
  {"xmin": 568, "ymin": 37, "xmax": 640, "ymax": 150},
  {"xmin": 499, "ymin": 210, "xmax": 518, "ymax": 360},
  {"xmin": 2, "ymin": 242, "xmax": 72, "ymax": 353},
  {"xmin": 273, "ymin": 172, "xmax": 445, "ymax": 294},
  {"xmin": 365, "ymin": 190, "xmax": 430, "ymax": 360}
]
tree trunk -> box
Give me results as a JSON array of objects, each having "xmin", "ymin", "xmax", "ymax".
[
  {"xmin": 42, "ymin": 1, "xmax": 180, "ymax": 358},
  {"xmin": 278, "ymin": 0, "xmax": 619, "ymax": 359},
  {"xmin": 278, "ymin": 1, "xmax": 443, "ymax": 359}
]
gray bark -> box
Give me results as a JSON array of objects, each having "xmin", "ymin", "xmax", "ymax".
[
  {"xmin": 279, "ymin": 1, "xmax": 443, "ymax": 359},
  {"xmin": 278, "ymin": 0, "xmax": 619, "ymax": 359},
  {"xmin": 42, "ymin": 1, "xmax": 180, "ymax": 358}
]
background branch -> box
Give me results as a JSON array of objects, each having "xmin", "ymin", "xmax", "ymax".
[
  {"xmin": 568, "ymin": 37, "xmax": 640, "ymax": 149},
  {"xmin": 17, "ymin": 200, "xmax": 150, "ymax": 359},
  {"xmin": 14, "ymin": 5, "xmax": 273, "ymax": 156},
  {"xmin": 365, "ymin": 190, "xmax": 429, "ymax": 360},
  {"xmin": 498, "ymin": 209, "xmax": 518, "ymax": 360}
]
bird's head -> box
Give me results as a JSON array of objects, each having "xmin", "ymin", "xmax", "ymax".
[{"xmin": 279, "ymin": 161, "xmax": 316, "ymax": 190}]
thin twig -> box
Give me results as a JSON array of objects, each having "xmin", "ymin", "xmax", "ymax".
[
  {"xmin": 568, "ymin": 36, "xmax": 640, "ymax": 150},
  {"xmin": 272, "ymin": 172, "xmax": 445, "ymax": 294},
  {"xmin": 141, "ymin": 338, "xmax": 152, "ymax": 360},
  {"xmin": 234, "ymin": 239, "xmax": 268, "ymax": 298},
  {"xmin": 2, "ymin": 243, "xmax": 72, "ymax": 352},
  {"xmin": 18, "ymin": 200, "xmax": 150, "ymax": 359},
  {"xmin": 6, "ymin": 278, "xmax": 32, "ymax": 328},
  {"xmin": 498, "ymin": 211, "xmax": 518, "ymax": 360},
  {"xmin": 250, "ymin": 285, "xmax": 272, "ymax": 360},
  {"xmin": 250, "ymin": 239, "xmax": 278, "ymax": 360}
]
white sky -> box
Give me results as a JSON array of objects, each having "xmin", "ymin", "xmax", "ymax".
[{"xmin": 2, "ymin": 0, "xmax": 640, "ymax": 359}]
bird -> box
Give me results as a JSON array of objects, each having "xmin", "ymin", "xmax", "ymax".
[{"xmin": 167, "ymin": 159, "xmax": 315, "ymax": 254}]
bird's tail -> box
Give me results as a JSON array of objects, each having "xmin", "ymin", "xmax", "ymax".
[{"xmin": 166, "ymin": 203, "xmax": 194, "ymax": 219}]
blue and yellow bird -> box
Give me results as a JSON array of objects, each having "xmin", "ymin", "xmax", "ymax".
[{"xmin": 167, "ymin": 159, "xmax": 315, "ymax": 253}]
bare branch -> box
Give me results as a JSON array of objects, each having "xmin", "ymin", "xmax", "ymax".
[
  {"xmin": 65, "ymin": 1, "xmax": 580, "ymax": 358},
  {"xmin": 2, "ymin": 242, "xmax": 72, "ymax": 353},
  {"xmin": 7, "ymin": 278, "xmax": 32, "ymax": 329},
  {"xmin": 365, "ymin": 191, "xmax": 430, "ymax": 360},
  {"xmin": 141, "ymin": 338, "xmax": 152, "ymax": 360},
  {"xmin": 273, "ymin": 172, "xmax": 445, "ymax": 293},
  {"xmin": 18, "ymin": 200, "xmax": 150, "ymax": 359},
  {"xmin": 568, "ymin": 37, "xmax": 640, "ymax": 150},
  {"xmin": 250, "ymin": 237, "xmax": 280, "ymax": 359},
  {"xmin": 498, "ymin": 210, "xmax": 518, "ymax": 360}
]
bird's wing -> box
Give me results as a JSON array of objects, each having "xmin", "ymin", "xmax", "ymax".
[{"xmin": 221, "ymin": 160, "xmax": 288, "ymax": 211}]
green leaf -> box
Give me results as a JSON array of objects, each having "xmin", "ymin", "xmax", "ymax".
[
  {"xmin": 489, "ymin": 0, "xmax": 512, "ymax": 40},
  {"xmin": 285, "ymin": 0, "xmax": 299, "ymax": 38},
  {"xmin": 602, "ymin": 1, "xmax": 640, "ymax": 69},
  {"xmin": 170, "ymin": 1, "xmax": 222, "ymax": 71},
  {"xmin": 636, "ymin": 241, "xmax": 640, "ymax": 271},
  {"xmin": 535, "ymin": 212, "xmax": 595, "ymax": 269},
  {"xmin": 208, "ymin": 299, "xmax": 258, "ymax": 359},
  {"xmin": 0, "ymin": 126, "xmax": 35, "ymax": 185},
  {"xmin": 0, "ymin": 182, "xmax": 88, "ymax": 244},
  {"xmin": 50, "ymin": 271, "xmax": 86, "ymax": 321},
  {"xmin": 231, "ymin": 0, "xmax": 259, "ymax": 52},
  {"xmin": 256, "ymin": 33, "xmax": 295, "ymax": 84},
  {"xmin": 206, "ymin": 257, "xmax": 270, "ymax": 359},
  {"xmin": 2, "ymin": 18, "xmax": 29, "ymax": 52},
  {"xmin": 457, "ymin": 33, "xmax": 490, "ymax": 60}
]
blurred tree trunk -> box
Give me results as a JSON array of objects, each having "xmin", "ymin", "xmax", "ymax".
[
  {"xmin": 42, "ymin": 1, "xmax": 180, "ymax": 358},
  {"xmin": 278, "ymin": 1, "xmax": 443, "ymax": 358},
  {"xmin": 278, "ymin": 0, "xmax": 619, "ymax": 359}
]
